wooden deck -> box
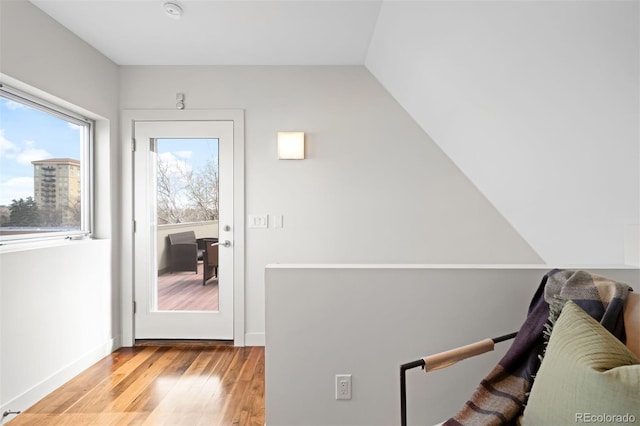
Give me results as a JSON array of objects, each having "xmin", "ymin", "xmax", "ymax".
[
  {"xmin": 157, "ymin": 262, "xmax": 218, "ymax": 311},
  {"xmin": 7, "ymin": 345, "xmax": 265, "ymax": 426}
]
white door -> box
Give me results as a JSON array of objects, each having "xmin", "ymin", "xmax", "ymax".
[{"xmin": 133, "ymin": 120, "xmax": 234, "ymax": 339}]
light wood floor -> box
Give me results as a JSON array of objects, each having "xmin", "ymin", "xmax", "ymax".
[
  {"xmin": 157, "ymin": 263, "xmax": 218, "ymax": 311},
  {"xmin": 7, "ymin": 345, "xmax": 265, "ymax": 426}
]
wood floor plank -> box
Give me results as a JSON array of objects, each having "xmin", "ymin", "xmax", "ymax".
[
  {"xmin": 182, "ymin": 348, "xmax": 238, "ymax": 416},
  {"xmin": 157, "ymin": 263, "xmax": 218, "ymax": 311},
  {"xmin": 7, "ymin": 346, "xmax": 265, "ymax": 426},
  {"xmin": 109, "ymin": 348, "xmax": 184, "ymax": 413},
  {"xmin": 25, "ymin": 348, "xmax": 149, "ymax": 416},
  {"xmin": 125, "ymin": 348, "xmax": 202, "ymax": 413},
  {"xmin": 226, "ymin": 348, "xmax": 264, "ymax": 426},
  {"xmin": 63, "ymin": 347, "xmax": 164, "ymax": 414},
  {"xmin": 245, "ymin": 348, "xmax": 266, "ymax": 426},
  {"xmin": 151, "ymin": 349, "xmax": 221, "ymax": 412}
]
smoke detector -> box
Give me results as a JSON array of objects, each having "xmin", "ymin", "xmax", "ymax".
[{"xmin": 163, "ymin": 2, "xmax": 183, "ymax": 19}]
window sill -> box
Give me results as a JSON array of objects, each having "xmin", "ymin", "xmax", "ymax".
[{"xmin": 0, "ymin": 235, "xmax": 97, "ymax": 254}]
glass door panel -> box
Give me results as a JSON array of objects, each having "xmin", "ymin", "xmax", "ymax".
[{"xmin": 155, "ymin": 138, "xmax": 219, "ymax": 312}]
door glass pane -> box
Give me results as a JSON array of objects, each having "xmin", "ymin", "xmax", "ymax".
[{"xmin": 155, "ymin": 138, "xmax": 219, "ymax": 312}]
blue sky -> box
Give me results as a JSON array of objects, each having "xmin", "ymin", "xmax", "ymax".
[
  {"xmin": 0, "ymin": 96, "xmax": 219, "ymax": 206},
  {"xmin": 0, "ymin": 98, "xmax": 81, "ymax": 206},
  {"xmin": 156, "ymin": 138, "xmax": 218, "ymax": 175}
]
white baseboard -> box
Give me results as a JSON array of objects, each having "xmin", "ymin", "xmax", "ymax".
[
  {"xmin": 245, "ymin": 332, "xmax": 265, "ymax": 346},
  {"xmin": 111, "ymin": 334, "xmax": 122, "ymax": 350},
  {"xmin": 0, "ymin": 339, "xmax": 114, "ymax": 419}
]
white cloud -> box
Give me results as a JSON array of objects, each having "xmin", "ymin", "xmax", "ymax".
[
  {"xmin": 1, "ymin": 132, "xmax": 51, "ymax": 165},
  {"xmin": 175, "ymin": 150, "xmax": 192, "ymax": 159},
  {"xmin": 15, "ymin": 141, "xmax": 51, "ymax": 165},
  {"xmin": 4, "ymin": 100, "xmax": 28, "ymax": 110},
  {"xmin": 158, "ymin": 152, "xmax": 192, "ymax": 177},
  {"xmin": 68, "ymin": 122, "xmax": 81, "ymax": 131},
  {"xmin": 158, "ymin": 151, "xmax": 179, "ymax": 164},
  {"xmin": 0, "ymin": 129, "xmax": 19, "ymax": 158},
  {"xmin": 0, "ymin": 176, "xmax": 34, "ymax": 206}
]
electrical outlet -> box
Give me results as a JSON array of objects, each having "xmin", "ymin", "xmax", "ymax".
[{"xmin": 335, "ymin": 374, "xmax": 351, "ymax": 400}]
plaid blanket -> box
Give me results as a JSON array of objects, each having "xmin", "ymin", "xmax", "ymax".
[{"xmin": 443, "ymin": 269, "xmax": 633, "ymax": 426}]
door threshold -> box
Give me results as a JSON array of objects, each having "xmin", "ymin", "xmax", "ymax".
[{"xmin": 135, "ymin": 339, "xmax": 233, "ymax": 347}]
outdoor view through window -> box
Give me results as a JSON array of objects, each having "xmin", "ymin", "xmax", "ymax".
[
  {"xmin": 155, "ymin": 138, "xmax": 220, "ymax": 312},
  {"xmin": 156, "ymin": 138, "xmax": 219, "ymax": 225},
  {"xmin": 0, "ymin": 92, "xmax": 90, "ymax": 241}
]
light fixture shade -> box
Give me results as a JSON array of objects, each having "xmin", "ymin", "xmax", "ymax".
[{"xmin": 277, "ymin": 132, "xmax": 305, "ymax": 160}]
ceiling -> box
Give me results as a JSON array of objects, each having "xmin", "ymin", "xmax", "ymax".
[{"xmin": 30, "ymin": 0, "xmax": 383, "ymax": 66}]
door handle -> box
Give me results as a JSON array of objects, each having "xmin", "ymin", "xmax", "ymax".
[{"xmin": 211, "ymin": 240, "xmax": 231, "ymax": 248}]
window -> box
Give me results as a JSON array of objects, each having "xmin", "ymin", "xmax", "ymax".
[{"xmin": 0, "ymin": 85, "xmax": 93, "ymax": 243}]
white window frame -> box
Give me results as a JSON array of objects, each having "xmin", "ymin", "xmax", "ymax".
[{"xmin": 0, "ymin": 84, "xmax": 94, "ymax": 245}]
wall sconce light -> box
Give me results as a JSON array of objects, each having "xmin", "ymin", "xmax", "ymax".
[{"xmin": 277, "ymin": 131, "xmax": 305, "ymax": 160}]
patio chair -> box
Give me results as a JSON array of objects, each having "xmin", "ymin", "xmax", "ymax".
[{"xmin": 167, "ymin": 231, "xmax": 202, "ymax": 273}]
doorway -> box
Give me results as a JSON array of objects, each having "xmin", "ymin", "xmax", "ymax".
[{"xmin": 133, "ymin": 120, "xmax": 234, "ymax": 340}]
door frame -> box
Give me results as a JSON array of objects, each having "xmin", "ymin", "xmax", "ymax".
[
  {"xmin": 133, "ymin": 120, "xmax": 234, "ymax": 339},
  {"xmin": 120, "ymin": 109, "xmax": 245, "ymax": 346}
]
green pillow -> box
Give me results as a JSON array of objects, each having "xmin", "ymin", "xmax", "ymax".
[{"xmin": 521, "ymin": 301, "xmax": 640, "ymax": 425}]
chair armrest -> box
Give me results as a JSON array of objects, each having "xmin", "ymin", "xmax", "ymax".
[
  {"xmin": 422, "ymin": 338, "xmax": 495, "ymax": 372},
  {"xmin": 400, "ymin": 332, "xmax": 517, "ymax": 426},
  {"xmin": 403, "ymin": 332, "xmax": 517, "ymax": 374}
]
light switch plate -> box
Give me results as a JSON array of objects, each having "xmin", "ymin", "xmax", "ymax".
[
  {"xmin": 271, "ymin": 215, "xmax": 283, "ymax": 228},
  {"xmin": 248, "ymin": 214, "xmax": 268, "ymax": 228}
]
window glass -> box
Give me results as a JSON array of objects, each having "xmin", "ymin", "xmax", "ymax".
[{"xmin": 0, "ymin": 88, "xmax": 92, "ymax": 243}]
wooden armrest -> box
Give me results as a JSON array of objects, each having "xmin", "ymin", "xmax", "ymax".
[
  {"xmin": 400, "ymin": 332, "xmax": 516, "ymax": 426},
  {"xmin": 423, "ymin": 338, "xmax": 495, "ymax": 372}
]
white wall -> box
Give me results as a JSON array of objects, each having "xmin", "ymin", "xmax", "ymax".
[
  {"xmin": 265, "ymin": 265, "xmax": 640, "ymax": 426},
  {"xmin": 120, "ymin": 66, "xmax": 543, "ymax": 344},
  {"xmin": 626, "ymin": 224, "xmax": 640, "ymax": 266},
  {"xmin": 0, "ymin": 0, "xmax": 119, "ymax": 417},
  {"xmin": 0, "ymin": 241, "xmax": 112, "ymax": 419},
  {"xmin": 366, "ymin": 0, "xmax": 640, "ymax": 265}
]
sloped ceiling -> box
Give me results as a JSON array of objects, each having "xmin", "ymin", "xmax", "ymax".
[{"xmin": 366, "ymin": 1, "xmax": 639, "ymax": 264}]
